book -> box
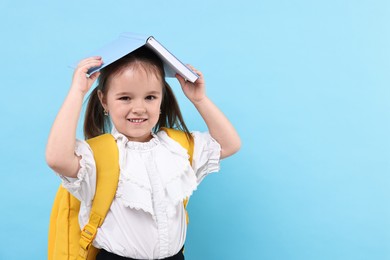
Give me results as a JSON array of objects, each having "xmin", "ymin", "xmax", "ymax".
[{"xmin": 72, "ymin": 32, "xmax": 199, "ymax": 83}]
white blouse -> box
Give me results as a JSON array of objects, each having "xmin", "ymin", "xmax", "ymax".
[{"xmin": 60, "ymin": 128, "xmax": 221, "ymax": 259}]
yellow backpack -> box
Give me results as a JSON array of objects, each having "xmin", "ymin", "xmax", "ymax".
[{"xmin": 48, "ymin": 128, "xmax": 194, "ymax": 260}]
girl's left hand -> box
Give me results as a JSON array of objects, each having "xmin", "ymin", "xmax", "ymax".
[{"xmin": 176, "ymin": 65, "xmax": 206, "ymax": 104}]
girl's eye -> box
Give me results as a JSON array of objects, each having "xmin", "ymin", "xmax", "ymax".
[
  {"xmin": 146, "ymin": 95, "xmax": 157, "ymax": 101},
  {"xmin": 119, "ymin": 97, "xmax": 130, "ymax": 101}
]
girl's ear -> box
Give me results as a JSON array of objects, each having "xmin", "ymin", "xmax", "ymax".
[{"xmin": 97, "ymin": 90, "xmax": 107, "ymax": 111}]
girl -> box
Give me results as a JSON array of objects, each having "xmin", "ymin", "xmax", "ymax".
[{"xmin": 46, "ymin": 46, "xmax": 240, "ymax": 259}]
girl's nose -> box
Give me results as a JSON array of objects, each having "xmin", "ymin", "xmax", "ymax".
[{"xmin": 131, "ymin": 102, "xmax": 146, "ymax": 114}]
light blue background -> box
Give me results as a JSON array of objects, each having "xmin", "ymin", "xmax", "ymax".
[{"xmin": 0, "ymin": 0, "xmax": 389, "ymax": 259}]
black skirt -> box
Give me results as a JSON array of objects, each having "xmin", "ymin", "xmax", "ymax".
[{"xmin": 96, "ymin": 247, "xmax": 185, "ymax": 260}]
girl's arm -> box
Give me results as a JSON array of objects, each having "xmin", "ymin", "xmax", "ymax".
[
  {"xmin": 176, "ymin": 66, "xmax": 241, "ymax": 159},
  {"xmin": 46, "ymin": 57, "xmax": 102, "ymax": 177}
]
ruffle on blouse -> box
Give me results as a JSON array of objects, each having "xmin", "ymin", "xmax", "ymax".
[
  {"xmin": 60, "ymin": 140, "xmax": 96, "ymax": 204},
  {"xmin": 191, "ymin": 131, "xmax": 221, "ymax": 184},
  {"xmin": 164, "ymin": 167, "xmax": 198, "ymax": 218},
  {"xmin": 159, "ymin": 159, "xmax": 198, "ymax": 205},
  {"xmin": 158, "ymin": 130, "xmax": 221, "ymax": 184},
  {"xmin": 155, "ymin": 131, "xmax": 199, "ymax": 214},
  {"xmin": 115, "ymin": 148, "xmax": 197, "ymax": 217},
  {"xmin": 116, "ymin": 179, "xmax": 154, "ymax": 215}
]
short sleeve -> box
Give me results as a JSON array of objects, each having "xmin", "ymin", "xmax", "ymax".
[
  {"xmin": 59, "ymin": 139, "xmax": 96, "ymax": 205},
  {"xmin": 191, "ymin": 131, "xmax": 221, "ymax": 184}
]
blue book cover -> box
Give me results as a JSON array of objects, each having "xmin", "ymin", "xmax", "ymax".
[{"xmin": 71, "ymin": 32, "xmax": 199, "ymax": 83}]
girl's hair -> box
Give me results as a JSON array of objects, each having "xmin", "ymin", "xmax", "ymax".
[{"xmin": 83, "ymin": 46, "xmax": 191, "ymax": 140}]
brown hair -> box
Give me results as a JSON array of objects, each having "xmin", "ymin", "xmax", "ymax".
[{"xmin": 83, "ymin": 46, "xmax": 191, "ymax": 140}]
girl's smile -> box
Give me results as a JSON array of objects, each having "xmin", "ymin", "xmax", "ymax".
[{"xmin": 128, "ymin": 118, "xmax": 147, "ymax": 124}]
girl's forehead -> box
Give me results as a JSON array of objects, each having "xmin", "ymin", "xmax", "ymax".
[{"xmin": 107, "ymin": 67, "xmax": 163, "ymax": 93}]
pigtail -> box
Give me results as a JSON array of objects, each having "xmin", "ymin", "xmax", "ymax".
[
  {"xmin": 83, "ymin": 87, "xmax": 110, "ymax": 139},
  {"xmin": 156, "ymin": 81, "xmax": 191, "ymax": 141}
]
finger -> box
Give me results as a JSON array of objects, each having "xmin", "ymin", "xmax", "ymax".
[
  {"xmin": 186, "ymin": 64, "xmax": 197, "ymax": 71},
  {"xmin": 77, "ymin": 60, "xmax": 103, "ymax": 74},
  {"xmin": 186, "ymin": 64, "xmax": 196, "ymax": 71},
  {"xmin": 186, "ymin": 64, "xmax": 202, "ymax": 76},
  {"xmin": 88, "ymin": 71, "xmax": 101, "ymax": 81},
  {"xmin": 78, "ymin": 58, "xmax": 103, "ymax": 68},
  {"xmin": 79, "ymin": 56, "xmax": 102, "ymax": 63},
  {"xmin": 77, "ymin": 56, "xmax": 103, "ymax": 68},
  {"xmin": 175, "ymin": 74, "xmax": 186, "ymax": 86}
]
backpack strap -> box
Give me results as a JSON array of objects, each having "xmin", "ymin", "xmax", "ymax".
[
  {"xmin": 162, "ymin": 128, "xmax": 194, "ymax": 224},
  {"xmin": 78, "ymin": 134, "xmax": 119, "ymax": 260}
]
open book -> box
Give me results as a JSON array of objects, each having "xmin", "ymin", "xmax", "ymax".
[{"xmin": 73, "ymin": 32, "xmax": 199, "ymax": 83}]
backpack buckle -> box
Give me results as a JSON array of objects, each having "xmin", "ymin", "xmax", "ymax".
[
  {"xmin": 78, "ymin": 224, "xmax": 98, "ymax": 259},
  {"xmin": 80, "ymin": 224, "xmax": 97, "ymax": 245}
]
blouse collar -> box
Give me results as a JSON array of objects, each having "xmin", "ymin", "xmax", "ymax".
[{"xmin": 111, "ymin": 127, "xmax": 160, "ymax": 151}]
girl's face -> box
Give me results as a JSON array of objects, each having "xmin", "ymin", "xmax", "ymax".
[{"xmin": 99, "ymin": 66, "xmax": 163, "ymax": 142}]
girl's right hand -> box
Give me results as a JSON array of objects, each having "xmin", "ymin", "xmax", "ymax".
[{"xmin": 71, "ymin": 56, "xmax": 103, "ymax": 95}]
